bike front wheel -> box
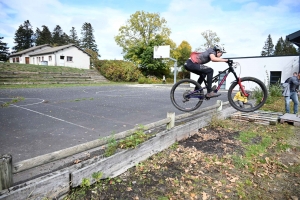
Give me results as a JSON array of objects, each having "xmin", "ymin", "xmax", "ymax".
[
  {"xmin": 170, "ymin": 79, "xmax": 204, "ymax": 112},
  {"xmin": 228, "ymin": 77, "xmax": 268, "ymax": 112}
]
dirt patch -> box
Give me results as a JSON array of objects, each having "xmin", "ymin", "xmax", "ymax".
[{"xmin": 66, "ymin": 122, "xmax": 300, "ymax": 200}]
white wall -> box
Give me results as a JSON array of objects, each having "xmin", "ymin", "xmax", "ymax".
[
  {"xmin": 54, "ymin": 46, "xmax": 90, "ymax": 69},
  {"xmin": 191, "ymin": 55, "xmax": 299, "ymax": 90}
]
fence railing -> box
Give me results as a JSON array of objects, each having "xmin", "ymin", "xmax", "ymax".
[{"xmin": 0, "ymin": 100, "xmax": 233, "ymax": 199}]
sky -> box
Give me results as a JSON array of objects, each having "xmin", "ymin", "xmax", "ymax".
[{"xmin": 1, "ymin": 0, "xmax": 300, "ymax": 59}]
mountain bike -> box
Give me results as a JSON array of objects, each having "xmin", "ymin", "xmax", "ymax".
[{"xmin": 170, "ymin": 62, "xmax": 268, "ymax": 112}]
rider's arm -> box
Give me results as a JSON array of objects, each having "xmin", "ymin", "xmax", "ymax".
[{"xmin": 209, "ymin": 54, "xmax": 229, "ymax": 62}]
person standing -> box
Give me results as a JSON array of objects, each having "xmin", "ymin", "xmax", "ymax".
[{"xmin": 284, "ymin": 72, "xmax": 300, "ymax": 114}]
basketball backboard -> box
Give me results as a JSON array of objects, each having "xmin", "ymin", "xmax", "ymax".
[{"xmin": 153, "ymin": 45, "xmax": 170, "ymax": 58}]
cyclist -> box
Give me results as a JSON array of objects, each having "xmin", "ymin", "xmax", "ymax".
[{"xmin": 184, "ymin": 44, "xmax": 233, "ymax": 98}]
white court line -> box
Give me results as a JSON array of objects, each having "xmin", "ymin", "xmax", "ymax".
[
  {"xmin": 0, "ymin": 98, "xmax": 45, "ymax": 106},
  {"xmin": 6, "ymin": 102, "xmax": 93, "ymax": 131}
]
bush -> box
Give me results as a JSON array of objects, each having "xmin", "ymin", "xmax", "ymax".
[
  {"xmin": 138, "ymin": 76, "xmax": 147, "ymax": 84},
  {"xmin": 96, "ymin": 60, "xmax": 143, "ymax": 82}
]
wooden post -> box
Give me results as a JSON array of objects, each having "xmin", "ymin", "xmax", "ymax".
[
  {"xmin": 0, "ymin": 154, "xmax": 13, "ymax": 190},
  {"xmin": 216, "ymin": 100, "xmax": 223, "ymax": 111},
  {"xmin": 166, "ymin": 112, "xmax": 175, "ymax": 130}
]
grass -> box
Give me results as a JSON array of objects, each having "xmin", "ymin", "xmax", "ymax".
[
  {"xmin": 64, "ymin": 119, "xmax": 300, "ymax": 199},
  {"xmin": 0, "ymin": 62, "xmax": 88, "ymax": 73}
]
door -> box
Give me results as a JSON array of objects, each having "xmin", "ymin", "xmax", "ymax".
[
  {"xmin": 25, "ymin": 57, "xmax": 29, "ymax": 64},
  {"xmin": 59, "ymin": 56, "xmax": 65, "ymax": 66}
]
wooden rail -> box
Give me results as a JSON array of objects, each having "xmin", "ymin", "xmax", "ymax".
[{"xmin": 0, "ymin": 101, "xmax": 228, "ymax": 199}]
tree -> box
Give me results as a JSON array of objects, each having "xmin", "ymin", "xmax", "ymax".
[
  {"xmin": 52, "ymin": 25, "xmax": 68, "ymax": 46},
  {"xmin": 0, "ymin": 37, "xmax": 10, "ymax": 61},
  {"xmin": 35, "ymin": 25, "xmax": 52, "ymax": 45},
  {"xmin": 196, "ymin": 30, "xmax": 220, "ymax": 51},
  {"xmin": 115, "ymin": 11, "xmax": 172, "ymax": 76},
  {"xmin": 173, "ymin": 41, "xmax": 191, "ymax": 78},
  {"xmin": 261, "ymin": 34, "xmax": 274, "ymax": 56},
  {"xmin": 12, "ymin": 20, "xmax": 34, "ymax": 52},
  {"xmin": 274, "ymin": 37, "xmax": 284, "ymax": 55},
  {"xmin": 80, "ymin": 22, "xmax": 99, "ymax": 55},
  {"xmin": 69, "ymin": 27, "xmax": 80, "ymax": 46},
  {"xmin": 84, "ymin": 48, "xmax": 98, "ymax": 68},
  {"xmin": 274, "ymin": 37, "xmax": 297, "ymax": 56}
]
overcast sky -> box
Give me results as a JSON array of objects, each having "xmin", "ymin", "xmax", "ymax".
[{"xmin": 1, "ymin": 0, "xmax": 299, "ymax": 59}]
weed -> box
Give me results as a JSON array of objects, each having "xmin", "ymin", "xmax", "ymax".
[
  {"xmin": 1, "ymin": 97, "xmax": 25, "ymax": 108},
  {"xmin": 92, "ymin": 171, "xmax": 103, "ymax": 183},
  {"xmin": 80, "ymin": 178, "xmax": 90, "ymax": 188},
  {"xmin": 104, "ymin": 134, "xmax": 118, "ymax": 157},
  {"xmin": 209, "ymin": 113, "xmax": 228, "ymax": 128}
]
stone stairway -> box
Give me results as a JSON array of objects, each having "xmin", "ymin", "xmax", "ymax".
[{"xmin": 0, "ymin": 69, "xmax": 109, "ymax": 85}]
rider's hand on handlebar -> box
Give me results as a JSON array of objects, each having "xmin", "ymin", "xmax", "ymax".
[{"xmin": 226, "ymin": 59, "xmax": 233, "ymax": 65}]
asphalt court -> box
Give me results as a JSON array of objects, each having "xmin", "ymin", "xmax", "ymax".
[{"xmin": 0, "ymin": 84, "xmax": 228, "ymax": 163}]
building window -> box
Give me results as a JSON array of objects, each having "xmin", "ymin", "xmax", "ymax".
[
  {"xmin": 16, "ymin": 57, "xmax": 19, "ymax": 62},
  {"xmin": 13, "ymin": 58, "xmax": 15, "ymax": 63},
  {"xmin": 67, "ymin": 56, "xmax": 73, "ymax": 62},
  {"xmin": 49, "ymin": 56, "xmax": 52, "ymax": 61},
  {"xmin": 38, "ymin": 57, "xmax": 41, "ymax": 62},
  {"xmin": 60, "ymin": 56, "xmax": 64, "ymax": 59},
  {"xmin": 42, "ymin": 56, "xmax": 44, "ymax": 61},
  {"xmin": 270, "ymin": 71, "xmax": 282, "ymax": 85}
]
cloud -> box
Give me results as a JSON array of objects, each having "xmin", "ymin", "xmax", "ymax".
[{"xmin": 1, "ymin": 0, "xmax": 299, "ymax": 59}]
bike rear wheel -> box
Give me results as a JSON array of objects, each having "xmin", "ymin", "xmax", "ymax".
[
  {"xmin": 170, "ymin": 79, "xmax": 204, "ymax": 112},
  {"xmin": 228, "ymin": 77, "xmax": 268, "ymax": 112}
]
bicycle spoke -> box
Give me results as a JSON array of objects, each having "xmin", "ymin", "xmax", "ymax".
[
  {"xmin": 170, "ymin": 79, "xmax": 204, "ymax": 112},
  {"xmin": 228, "ymin": 77, "xmax": 268, "ymax": 112}
]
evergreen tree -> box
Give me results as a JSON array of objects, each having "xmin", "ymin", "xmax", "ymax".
[
  {"xmin": 261, "ymin": 34, "xmax": 274, "ymax": 56},
  {"xmin": 35, "ymin": 25, "xmax": 52, "ymax": 45},
  {"xmin": 69, "ymin": 27, "xmax": 80, "ymax": 46},
  {"xmin": 274, "ymin": 37, "xmax": 284, "ymax": 55},
  {"xmin": 52, "ymin": 25, "xmax": 68, "ymax": 46},
  {"xmin": 12, "ymin": 20, "xmax": 34, "ymax": 52},
  {"xmin": 282, "ymin": 39, "xmax": 297, "ymax": 55},
  {"xmin": 274, "ymin": 37, "xmax": 297, "ymax": 55},
  {"xmin": 80, "ymin": 22, "xmax": 99, "ymax": 55},
  {"xmin": 0, "ymin": 37, "xmax": 10, "ymax": 61}
]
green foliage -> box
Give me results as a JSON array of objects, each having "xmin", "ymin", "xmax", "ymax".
[
  {"xmin": 80, "ymin": 22, "xmax": 99, "ymax": 55},
  {"xmin": 92, "ymin": 171, "xmax": 103, "ymax": 183},
  {"xmin": 274, "ymin": 37, "xmax": 297, "ymax": 55},
  {"xmin": 52, "ymin": 25, "xmax": 69, "ymax": 46},
  {"xmin": 104, "ymin": 135, "xmax": 118, "ymax": 157},
  {"xmin": 35, "ymin": 25, "xmax": 52, "ymax": 46},
  {"xmin": 96, "ymin": 60, "xmax": 142, "ymax": 82},
  {"xmin": 261, "ymin": 34, "xmax": 274, "ymax": 56},
  {"xmin": 104, "ymin": 126, "xmax": 150, "ymax": 157},
  {"xmin": 118, "ymin": 129, "xmax": 149, "ymax": 149},
  {"xmin": 0, "ymin": 37, "xmax": 10, "ymax": 62},
  {"xmin": 13, "ymin": 20, "xmax": 34, "ymax": 52},
  {"xmin": 173, "ymin": 41, "xmax": 191, "ymax": 79},
  {"xmin": 1, "ymin": 97, "xmax": 25, "ymax": 108},
  {"xmin": 115, "ymin": 11, "xmax": 175, "ymax": 77},
  {"xmin": 80, "ymin": 178, "xmax": 90, "ymax": 188}
]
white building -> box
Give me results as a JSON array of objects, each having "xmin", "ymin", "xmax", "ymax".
[
  {"xmin": 9, "ymin": 44, "xmax": 91, "ymax": 69},
  {"xmin": 191, "ymin": 55, "xmax": 300, "ymax": 90}
]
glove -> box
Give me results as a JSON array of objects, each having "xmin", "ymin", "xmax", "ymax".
[{"xmin": 226, "ymin": 59, "xmax": 233, "ymax": 65}]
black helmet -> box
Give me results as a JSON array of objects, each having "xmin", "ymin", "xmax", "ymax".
[{"xmin": 213, "ymin": 44, "xmax": 226, "ymax": 53}]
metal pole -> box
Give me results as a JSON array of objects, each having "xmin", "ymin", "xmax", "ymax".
[{"xmin": 169, "ymin": 57, "xmax": 177, "ymax": 84}]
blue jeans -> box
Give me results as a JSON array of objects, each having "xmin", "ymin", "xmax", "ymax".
[{"xmin": 285, "ymin": 92, "xmax": 299, "ymax": 114}]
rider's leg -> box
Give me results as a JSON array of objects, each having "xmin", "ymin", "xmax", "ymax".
[{"xmin": 198, "ymin": 65, "xmax": 213, "ymax": 92}]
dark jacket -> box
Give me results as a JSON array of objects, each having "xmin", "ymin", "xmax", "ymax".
[{"xmin": 289, "ymin": 76, "xmax": 300, "ymax": 92}]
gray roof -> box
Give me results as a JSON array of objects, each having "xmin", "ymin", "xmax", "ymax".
[
  {"xmin": 29, "ymin": 44, "xmax": 91, "ymax": 57},
  {"xmin": 10, "ymin": 44, "xmax": 51, "ymax": 56},
  {"xmin": 286, "ymin": 30, "xmax": 300, "ymax": 47}
]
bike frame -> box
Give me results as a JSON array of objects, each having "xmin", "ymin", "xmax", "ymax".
[{"xmin": 199, "ymin": 63, "xmax": 248, "ymax": 97}]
